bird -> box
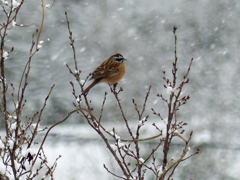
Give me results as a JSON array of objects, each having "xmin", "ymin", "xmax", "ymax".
[{"xmin": 82, "ymin": 53, "xmax": 127, "ymax": 95}]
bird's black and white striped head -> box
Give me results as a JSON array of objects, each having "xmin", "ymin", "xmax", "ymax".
[{"xmin": 112, "ymin": 53, "xmax": 126, "ymax": 63}]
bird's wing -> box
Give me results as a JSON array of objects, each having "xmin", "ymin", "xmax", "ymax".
[{"xmin": 90, "ymin": 60, "xmax": 119, "ymax": 79}]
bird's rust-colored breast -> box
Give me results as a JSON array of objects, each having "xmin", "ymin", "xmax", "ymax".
[{"xmin": 100, "ymin": 62, "xmax": 126, "ymax": 84}]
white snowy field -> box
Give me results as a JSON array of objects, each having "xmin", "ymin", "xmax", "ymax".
[{"xmin": 0, "ymin": 121, "xmax": 239, "ymax": 179}]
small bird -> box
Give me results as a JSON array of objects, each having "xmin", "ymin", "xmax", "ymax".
[{"xmin": 82, "ymin": 53, "xmax": 127, "ymax": 95}]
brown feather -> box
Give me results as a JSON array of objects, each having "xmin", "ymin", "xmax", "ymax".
[
  {"xmin": 82, "ymin": 78, "xmax": 101, "ymax": 94},
  {"xmin": 82, "ymin": 53, "xmax": 126, "ymax": 95},
  {"xmin": 91, "ymin": 59, "xmax": 120, "ymax": 79}
]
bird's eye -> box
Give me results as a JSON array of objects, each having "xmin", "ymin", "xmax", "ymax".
[{"xmin": 113, "ymin": 55, "xmax": 124, "ymax": 62}]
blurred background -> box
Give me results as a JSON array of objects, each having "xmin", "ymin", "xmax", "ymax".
[{"xmin": 2, "ymin": 0, "xmax": 240, "ymax": 179}]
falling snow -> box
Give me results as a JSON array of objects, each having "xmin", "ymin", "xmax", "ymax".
[{"xmin": 2, "ymin": 0, "xmax": 240, "ymax": 179}]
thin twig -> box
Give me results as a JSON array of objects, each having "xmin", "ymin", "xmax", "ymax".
[
  {"xmin": 27, "ymin": 84, "xmax": 55, "ymax": 149},
  {"xmin": 140, "ymin": 85, "xmax": 151, "ymax": 117},
  {"xmin": 65, "ymin": 11, "xmax": 78, "ymax": 72},
  {"xmin": 99, "ymin": 92, "xmax": 108, "ymax": 123}
]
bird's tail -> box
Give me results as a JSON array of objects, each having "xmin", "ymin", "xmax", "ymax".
[{"xmin": 82, "ymin": 79, "xmax": 101, "ymax": 95}]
